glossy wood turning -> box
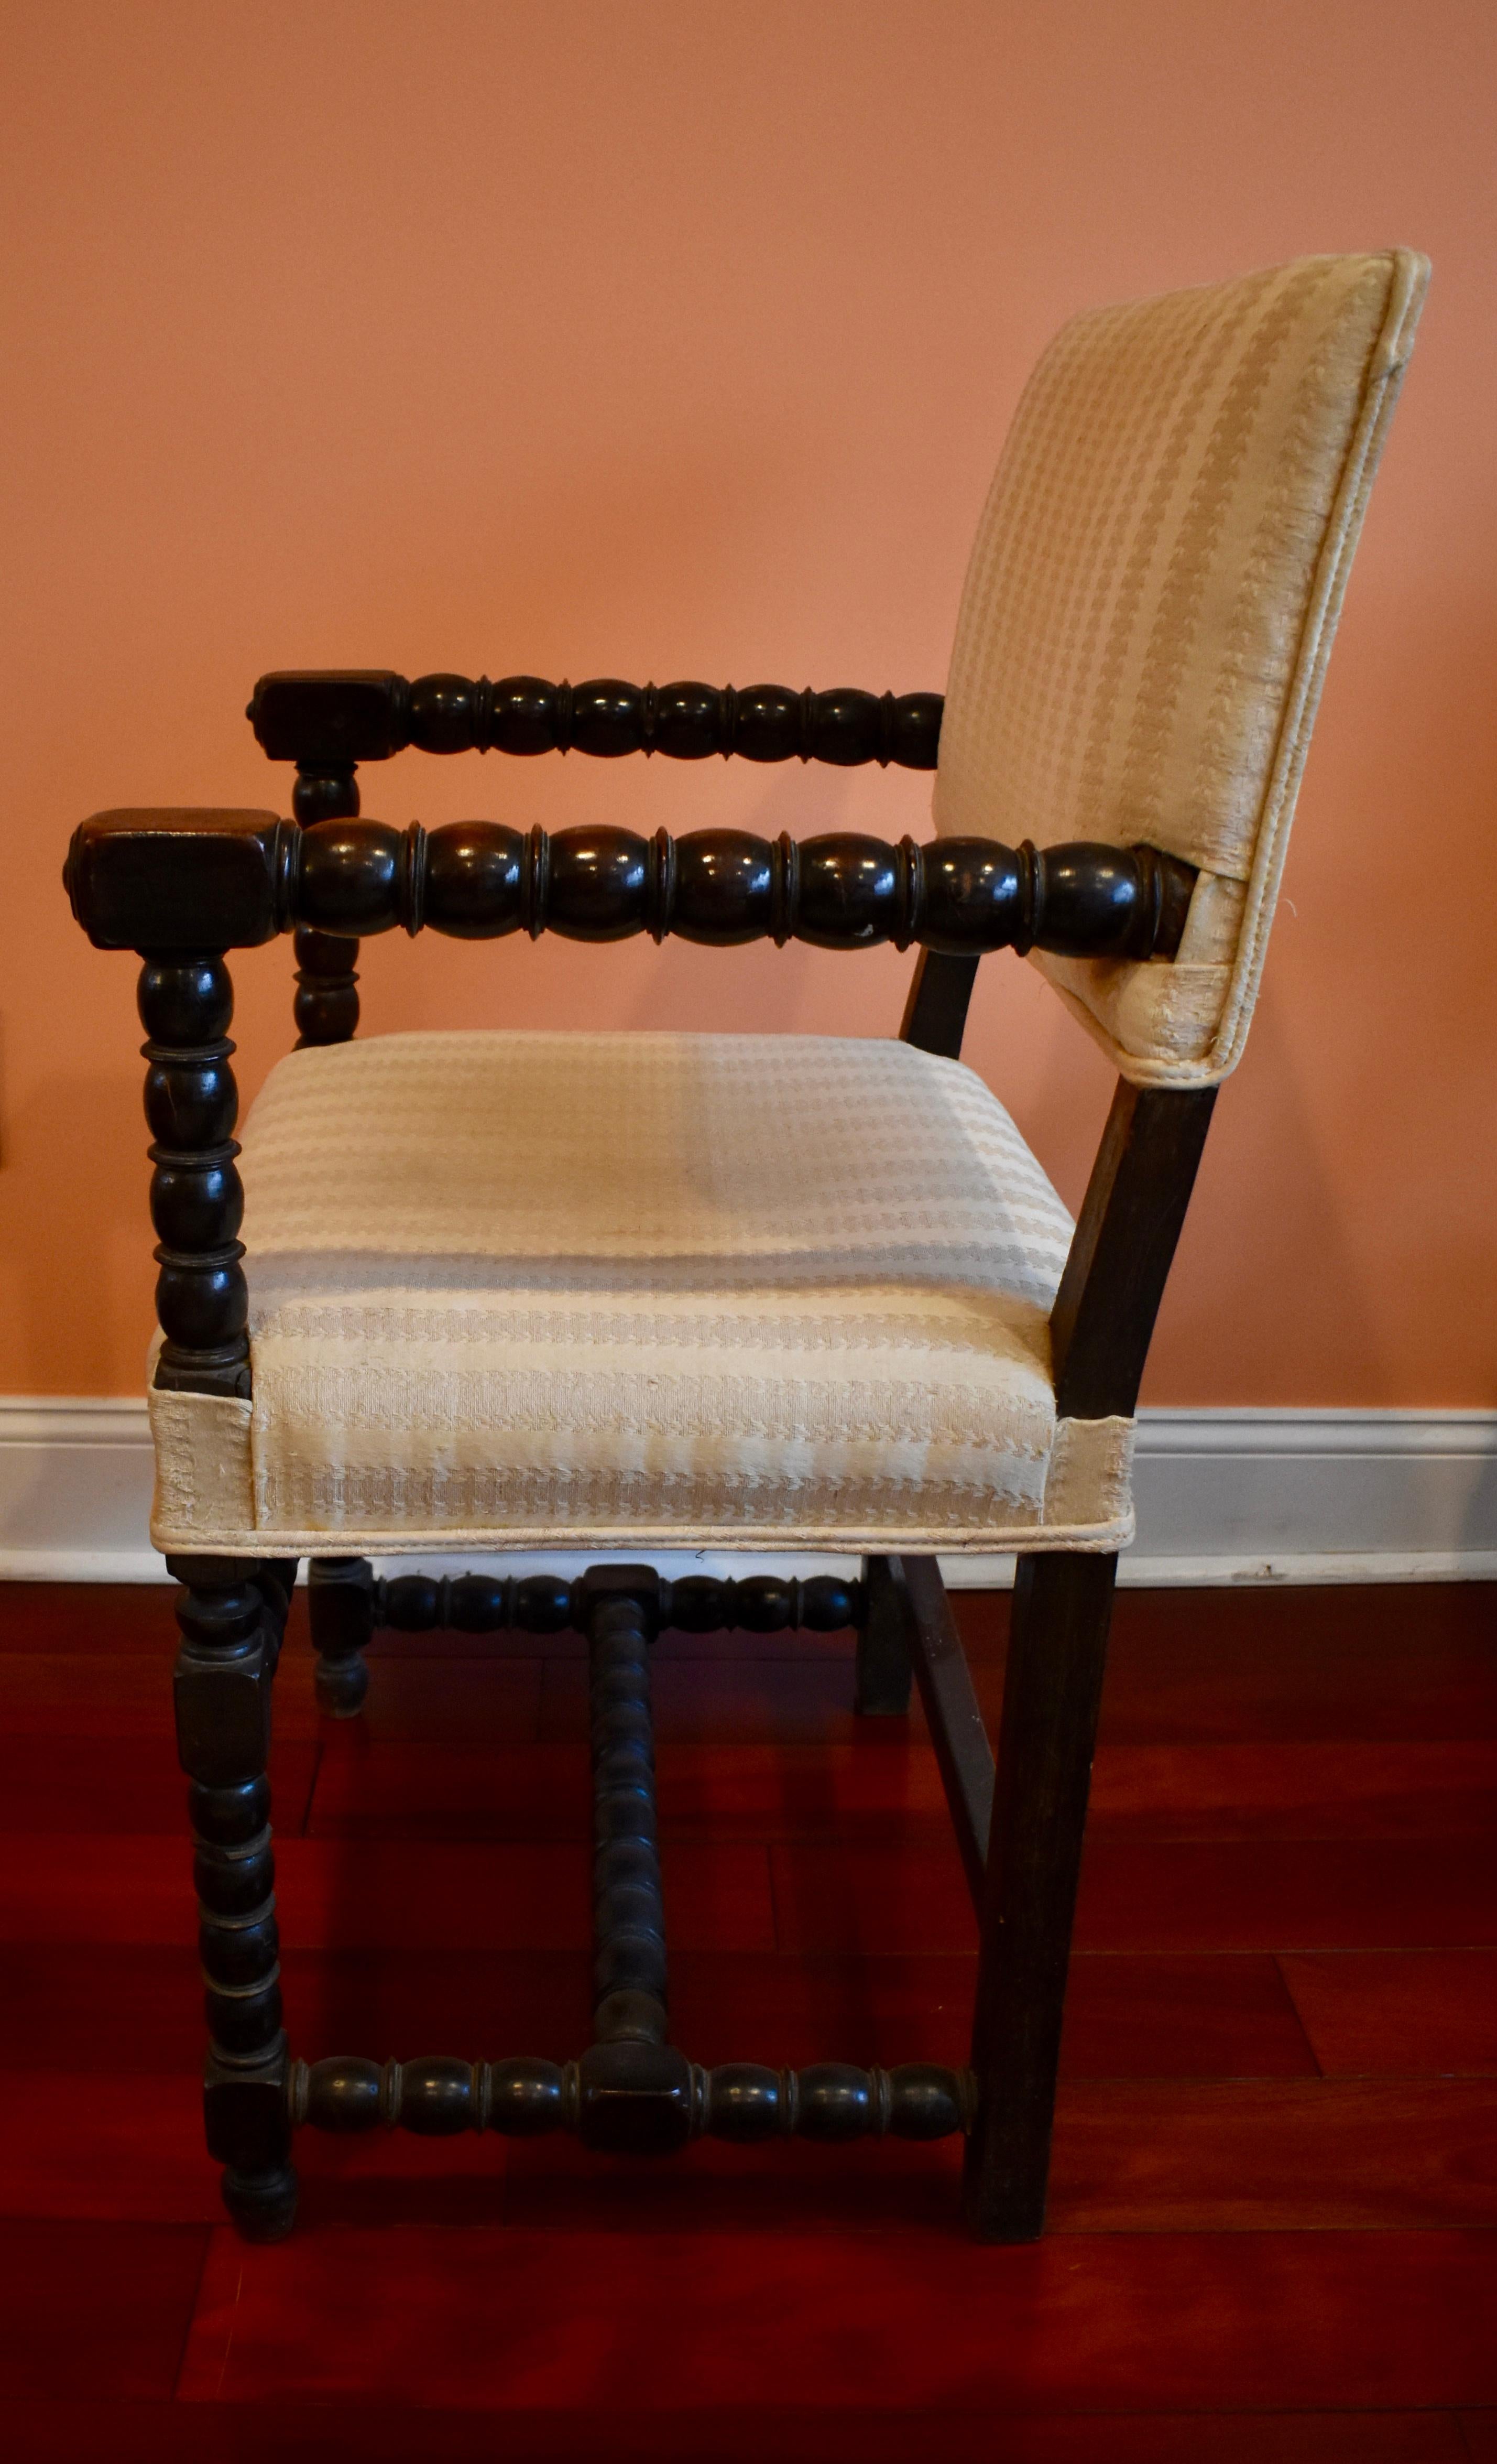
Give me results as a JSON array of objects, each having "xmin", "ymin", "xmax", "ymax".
[
  {"xmin": 249, "ymin": 668, "xmax": 944, "ymax": 768},
  {"xmin": 291, "ymin": 764, "xmax": 361, "ymax": 1045},
  {"xmin": 287, "ymin": 2054, "xmax": 972, "ymax": 2144},
  {"xmin": 367, "ymin": 1566, "xmax": 861, "ymax": 1638},
  {"xmin": 69, "ymin": 809, "xmax": 1197, "ymax": 962},
  {"xmin": 285, "ymin": 1564, "xmax": 970, "ymax": 2163},
  {"xmin": 137, "ymin": 954, "xmax": 249, "ymax": 1396},
  {"xmin": 169, "ymin": 1551, "xmax": 298, "ymax": 2241}
]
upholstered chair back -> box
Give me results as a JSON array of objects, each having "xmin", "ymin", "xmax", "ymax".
[{"xmin": 933, "ymin": 251, "xmax": 1428, "ymax": 1086}]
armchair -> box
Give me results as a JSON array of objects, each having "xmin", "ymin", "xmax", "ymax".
[{"xmin": 65, "ymin": 247, "xmax": 1426, "ymax": 2243}]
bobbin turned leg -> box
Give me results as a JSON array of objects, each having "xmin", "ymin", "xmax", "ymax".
[
  {"xmin": 291, "ymin": 762, "xmax": 361, "ymax": 1046},
  {"xmin": 964, "ymin": 1550, "xmax": 1117, "ymax": 2241},
  {"xmin": 855, "ymin": 1555, "xmax": 914, "ymax": 1716},
  {"xmin": 170, "ymin": 1552, "xmax": 296, "ymax": 2241},
  {"xmin": 308, "ymin": 1556, "xmax": 375, "ymax": 1717}
]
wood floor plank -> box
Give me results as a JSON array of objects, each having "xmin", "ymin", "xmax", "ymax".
[
  {"xmin": 0, "ymin": 2074, "xmax": 509, "ymax": 2227},
  {"xmin": 0, "ymin": 1945, "xmax": 206, "ymax": 2070},
  {"xmin": 0, "ymin": 1582, "xmax": 178, "ymax": 1654},
  {"xmin": 309, "ymin": 1736, "xmax": 951, "ymax": 1840},
  {"xmin": 0, "ymin": 1649, "xmax": 316, "ymax": 1741},
  {"xmin": 232, "ymin": 1723, "xmax": 1497, "ymax": 1861},
  {"xmin": 176, "ymin": 2223, "xmax": 1497, "ymax": 2410},
  {"xmin": 12, "ymin": 2072, "xmax": 1493, "ymax": 2240},
  {"xmin": 0, "ymin": 2221, "xmax": 206, "ymax": 2398},
  {"xmin": 1280, "ymin": 1951, "xmax": 1497, "ymax": 2076},
  {"xmin": 959, "ymin": 1586, "xmax": 1497, "ymax": 1747},
  {"xmin": 1046, "ymin": 2079, "xmax": 1497, "ymax": 2231},
  {"xmin": 496, "ymin": 2079, "xmax": 1497, "ymax": 2239},
  {"xmin": 1087, "ymin": 1743, "xmax": 1497, "ymax": 1840},
  {"xmin": 211, "ymin": 1730, "xmax": 1497, "ymax": 1847},
  {"xmin": 668, "ymin": 1948, "xmax": 1318, "ymax": 2078},
  {"xmin": 540, "ymin": 1654, "xmax": 862, "ymax": 1744},
  {"xmin": 1073, "ymin": 1841, "xmax": 1497, "ymax": 1954},
  {"xmin": 0, "ymin": 1943, "xmax": 1315, "ymax": 2082},
  {"xmin": 1094, "ymin": 1586, "xmax": 1497, "ymax": 1746},
  {"xmin": 0, "ymin": 1835, "xmax": 774, "ymax": 1952},
  {"xmin": 0, "ymin": 1735, "xmax": 318, "ymax": 1834},
  {"xmin": 5, "ymin": 1576, "xmax": 1494, "ymax": 2440},
  {"xmin": 352, "ymin": 1655, "xmax": 547, "ymax": 1744},
  {"xmin": 0, "ymin": 2402, "xmax": 1470, "ymax": 2463},
  {"xmin": 769, "ymin": 1839, "xmax": 1497, "ymax": 1957}
]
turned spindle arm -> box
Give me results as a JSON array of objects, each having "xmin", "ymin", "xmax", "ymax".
[
  {"xmin": 64, "ymin": 810, "xmax": 1197, "ymax": 962},
  {"xmin": 248, "ymin": 668, "xmax": 945, "ymax": 769}
]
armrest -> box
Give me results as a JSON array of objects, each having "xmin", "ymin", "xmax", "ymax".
[
  {"xmin": 63, "ymin": 810, "xmax": 293, "ymax": 951},
  {"xmin": 66, "ymin": 810, "xmax": 1197, "ymax": 962},
  {"xmin": 247, "ymin": 669, "xmax": 944, "ymax": 770}
]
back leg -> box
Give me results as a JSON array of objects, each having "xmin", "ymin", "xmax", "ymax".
[{"xmin": 308, "ymin": 1555, "xmax": 375, "ymax": 1717}]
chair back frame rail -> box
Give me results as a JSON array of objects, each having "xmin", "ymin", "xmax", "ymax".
[{"xmin": 65, "ymin": 668, "xmax": 1218, "ymax": 2245}]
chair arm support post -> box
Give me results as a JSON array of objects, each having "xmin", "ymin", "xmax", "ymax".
[
  {"xmin": 137, "ymin": 953, "xmax": 251, "ymax": 1398},
  {"xmin": 291, "ymin": 764, "xmax": 362, "ymax": 1045},
  {"xmin": 900, "ymin": 951, "xmax": 981, "ymax": 1058},
  {"xmin": 1050, "ymin": 1078, "xmax": 1218, "ymax": 1421},
  {"xmin": 67, "ymin": 810, "xmax": 1197, "ymax": 965}
]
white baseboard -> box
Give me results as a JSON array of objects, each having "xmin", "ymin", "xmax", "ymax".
[{"xmin": 0, "ymin": 1397, "xmax": 1493, "ymax": 1588}]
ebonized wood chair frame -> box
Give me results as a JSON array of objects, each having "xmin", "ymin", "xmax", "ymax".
[{"xmin": 65, "ymin": 669, "xmax": 1217, "ymax": 2245}]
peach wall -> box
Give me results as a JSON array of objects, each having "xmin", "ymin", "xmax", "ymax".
[{"xmin": 2, "ymin": 0, "xmax": 1493, "ymax": 1404}]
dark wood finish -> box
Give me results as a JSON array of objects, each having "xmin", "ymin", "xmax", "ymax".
[
  {"xmin": 307, "ymin": 1556, "xmax": 374, "ymax": 1718},
  {"xmin": 1051, "ymin": 1077, "xmax": 1218, "ymax": 1418},
  {"xmin": 68, "ymin": 806, "xmax": 1197, "ymax": 963},
  {"xmin": 960, "ymin": 1083, "xmax": 1217, "ymax": 2238},
  {"xmin": 965, "ymin": 1549, "xmax": 1118, "ymax": 2240},
  {"xmin": 168, "ymin": 1550, "xmax": 297, "ymax": 2241},
  {"xmin": 249, "ymin": 668, "xmax": 945, "ymax": 769},
  {"xmin": 898, "ymin": 1555, "xmax": 995, "ymax": 1905},
  {"xmin": 292, "ymin": 763, "xmax": 361, "ymax": 1044},
  {"xmin": 63, "ymin": 809, "xmax": 289, "ymax": 949},
  {"xmin": 64, "ymin": 675, "xmax": 1218, "ymax": 2247},
  {"xmin": 584, "ymin": 1577, "xmax": 670, "ymax": 2054},
  {"xmin": 957, "ymin": 1076, "xmax": 1219, "ymax": 2239},
  {"xmin": 137, "ymin": 954, "xmax": 249, "ymax": 1397},
  {"xmin": 287, "ymin": 2051, "xmax": 969, "ymax": 2145},
  {"xmin": 283, "ymin": 1561, "xmax": 969, "ymax": 2168},
  {"xmin": 900, "ymin": 949, "xmax": 980, "ymax": 1057},
  {"xmin": 855, "ymin": 1555, "xmax": 914, "ymax": 1714},
  {"xmin": 368, "ymin": 1565, "xmax": 861, "ymax": 1638}
]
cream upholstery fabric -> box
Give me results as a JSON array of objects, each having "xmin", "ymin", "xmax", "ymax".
[
  {"xmin": 148, "ymin": 1032, "xmax": 1136, "ymax": 1556},
  {"xmin": 934, "ymin": 250, "xmax": 1428, "ymax": 1084}
]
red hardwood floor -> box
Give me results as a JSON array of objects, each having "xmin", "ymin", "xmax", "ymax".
[{"xmin": 1, "ymin": 1579, "xmax": 1495, "ymax": 2459}]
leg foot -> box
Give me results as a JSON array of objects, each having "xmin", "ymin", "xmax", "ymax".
[
  {"xmin": 313, "ymin": 1651, "xmax": 370, "ymax": 1718},
  {"xmin": 222, "ymin": 2163, "xmax": 298, "ymax": 2242},
  {"xmin": 309, "ymin": 1556, "xmax": 374, "ymax": 1718}
]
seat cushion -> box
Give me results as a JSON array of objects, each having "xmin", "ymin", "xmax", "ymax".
[{"xmin": 147, "ymin": 1031, "xmax": 1135, "ymax": 1554}]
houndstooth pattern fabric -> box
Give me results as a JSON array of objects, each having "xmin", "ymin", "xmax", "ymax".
[
  {"xmin": 146, "ymin": 1032, "xmax": 1136, "ymax": 1555},
  {"xmin": 934, "ymin": 249, "xmax": 1428, "ymax": 1084}
]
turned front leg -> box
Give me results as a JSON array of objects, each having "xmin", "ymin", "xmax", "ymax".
[{"xmin": 170, "ymin": 1552, "xmax": 296, "ymax": 2241}]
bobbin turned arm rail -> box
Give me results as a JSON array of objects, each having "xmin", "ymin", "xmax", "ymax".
[
  {"xmin": 248, "ymin": 668, "xmax": 945, "ymax": 769},
  {"xmin": 64, "ymin": 809, "xmax": 1197, "ymax": 961}
]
